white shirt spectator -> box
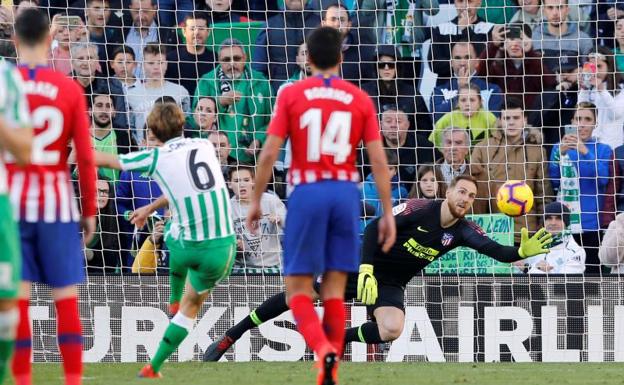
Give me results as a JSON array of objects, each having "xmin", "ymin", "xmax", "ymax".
[
  {"xmin": 599, "ymin": 213, "xmax": 624, "ymax": 274},
  {"xmin": 523, "ymin": 235, "xmax": 586, "ymax": 274}
]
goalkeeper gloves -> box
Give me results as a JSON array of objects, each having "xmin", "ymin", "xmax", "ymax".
[
  {"xmin": 518, "ymin": 227, "xmax": 553, "ymax": 258},
  {"xmin": 357, "ymin": 264, "xmax": 378, "ymax": 305}
]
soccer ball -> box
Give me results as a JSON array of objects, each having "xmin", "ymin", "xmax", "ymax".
[{"xmin": 496, "ymin": 180, "xmax": 534, "ymax": 217}]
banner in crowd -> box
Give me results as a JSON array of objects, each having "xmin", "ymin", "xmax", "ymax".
[
  {"xmin": 29, "ymin": 275, "xmax": 624, "ymax": 363},
  {"xmin": 424, "ymin": 214, "xmax": 515, "ymax": 275}
]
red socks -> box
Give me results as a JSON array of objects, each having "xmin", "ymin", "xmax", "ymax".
[
  {"xmin": 55, "ymin": 297, "xmax": 82, "ymax": 385},
  {"xmin": 12, "ymin": 299, "xmax": 31, "ymax": 385},
  {"xmin": 322, "ymin": 298, "xmax": 346, "ymax": 358},
  {"xmin": 289, "ymin": 294, "xmax": 333, "ymax": 357}
]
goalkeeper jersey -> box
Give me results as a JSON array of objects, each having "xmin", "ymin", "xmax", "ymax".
[
  {"xmin": 0, "ymin": 61, "xmax": 31, "ymax": 195},
  {"xmin": 119, "ymin": 137, "xmax": 234, "ymax": 242}
]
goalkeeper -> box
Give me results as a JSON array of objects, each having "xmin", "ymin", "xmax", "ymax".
[{"xmin": 204, "ymin": 175, "xmax": 552, "ymax": 360}]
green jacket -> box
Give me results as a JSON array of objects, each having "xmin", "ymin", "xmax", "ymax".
[{"xmin": 193, "ymin": 65, "xmax": 273, "ymax": 163}]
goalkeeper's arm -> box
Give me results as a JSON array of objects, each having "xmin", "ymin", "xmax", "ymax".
[
  {"xmin": 466, "ymin": 227, "xmax": 552, "ymax": 263},
  {"xmin": 357, "ymin": 218, "xmax": 381, "ymax": 305}
]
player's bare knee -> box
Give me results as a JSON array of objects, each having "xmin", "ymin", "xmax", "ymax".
[{"xmin": 378, "ymin": 318, "xmax": 404, "ymax": 341}]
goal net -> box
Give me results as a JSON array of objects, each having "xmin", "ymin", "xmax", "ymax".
[{"xmin": 4, "ymin": 0, "xmax": 623, "ymax": 363}]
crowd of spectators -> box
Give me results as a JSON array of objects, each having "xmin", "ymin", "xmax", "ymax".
[{"xmin": 6, "ymin": 0, "xmax": 624, "ymax": 275}]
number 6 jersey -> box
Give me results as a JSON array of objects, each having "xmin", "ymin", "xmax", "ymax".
[
  {"xmin": 268, "ymin": 75, "xmax": 381, "ymax": 186},
  {"xmin": 119, "ymin": 137, "xmax": 234, "ymax": 242},
  {"xmin": 8, "ymin": 66, "xmax": 96, "ymax": 222}
]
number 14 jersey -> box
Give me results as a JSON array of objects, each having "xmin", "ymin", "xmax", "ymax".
[
  {"xmin": 119, "ymin": 137, "xmax": 233, "ymax": 242},
  {"xmin": 268, "ymin": 75, "xmax": 381, "ymax": 186}
]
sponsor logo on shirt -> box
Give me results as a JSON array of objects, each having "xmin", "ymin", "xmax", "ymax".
[{"xmin": 403, "ymin": 238, "xmax": 439, "ymax": 262}]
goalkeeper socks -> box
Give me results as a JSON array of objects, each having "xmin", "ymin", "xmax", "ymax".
[
  {"xmin": 344, "ymin": 322, "xmax": 383, "ymax": 344},
  {"xmin": 322, "ymin": 298, "xmax": 345, "ymax": 357},
  {"xmin": 151, "ymin": 313, "xmax": 192, "ymax": 373},
  {"xmin": 169, "ymin": 266, "xmax": 188, "ymax": 306},
  {"xmin": 289, "ymin": 294, "xmax": 333, "ymax": 356},
  {"xmin": 12, "ymin": 299, "xmax": 31, "ymax": 385},
  {"xmin": 227, "ymin": 292, "xmax": 289, "ymax": 340},
  {"xmin": 55, "ymin": 297, "xmax": 83, "ymax": 385},
  {"xmin": 0, "ymin": 308, "xmax": 18, "ymax": 384}
]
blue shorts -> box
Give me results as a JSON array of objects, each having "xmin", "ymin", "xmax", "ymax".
[
  {"xmin": 20, "ymin": 221, "xmax": 85, "ymax": 288},
  {"xmin": 283, "ymin": 181, "xmax": 360, "ymax": 276}
]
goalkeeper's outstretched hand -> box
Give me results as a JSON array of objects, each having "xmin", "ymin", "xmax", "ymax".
[
  {"xmin": 519, "ymin": 227, "xmax": 553, "ymax": 258},
  {"xmin": 357, "ymin": 264, "xmax": 378, "ymax": 305}
]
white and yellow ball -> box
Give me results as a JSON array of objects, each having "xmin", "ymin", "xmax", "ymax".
[{"xmin": 496, "ymin": 180, "xmax": 534, "ymax": 217}]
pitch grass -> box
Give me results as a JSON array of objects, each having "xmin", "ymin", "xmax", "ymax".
[{"xmin": 15, "ymin": 362, "xmax": 624, "ymax": 385}]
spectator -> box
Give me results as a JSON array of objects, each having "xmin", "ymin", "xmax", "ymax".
[
  {"xmin": 509, "ymin": 0, "xmax": 541, "ymax": 32},
  {"xmin": 132, "ymin": 213, "xmax": 168, "ymax": 274},
  {"xmin": 478, "ymin": 0, "xmax": 517, "ymax": 24},
  {"xmin": 165, "ymin": 11, "xmax": 216, "ymax": 96},
  {"xmin": 84, "ymin": 175, "xmax": 122, "ymax": 274},
  {"xmin": 208, "ymin": 130, "xmax": 236, "ymax": 178},
  {"xmin": 358, "ymin": 0, "xmax": 438, "ymax": 58},
  {"xmin": 320, "ymin": 2, "xmax": 375, "ymax": 85},
  {"xmin": 281, "ymin": 41, "xmax": 310, "ymax": 87},
  {"xmin": 518, "ymin": 202, "xmax": 586, "ymax": 274},
  {"xmin": 229, "ymin": 166, "xmax": 285, "ymax": 268},
  {"xmin": 428, "ymin": 0, "xmax": 495, "ymax": 83},
  {"xmin": 84, "ymin": 0, "xmax": 121, "ymax": 71},
  {"xmin": 540, "ymin": 57, "xmax": 580, "ymax": 152},
  {"xmin": 50, "ymin": 12, "xmax": 88, "ymax": 75},
  {"xmin": 252, "ymin": 0, "xmax": 320, "ymax": 90},
  {"xmin": 578, "ymin": 48, "xmax": 624, "ymax": 150},
  {"xmin": 122, "ymin": 0, "xmax": 174, "ymax": 78},
  {"xmin": 549, "ymin": 102, "xmax": 613, "ymax": 273},
  {"xmin": 599, "ymin": 213, "xmax": 624, "ymax": 273},
  {"xmin": 109, "ymin": 45, "xmax": 139, "ymax": 92},
  {"xmin": 471, "ymin": 97, "xmax": 553, "ymax": 244},
  {"xmin": 71, "ymin": 42, "xmax": 129, "ymax": 130},
  {"xmin": 362, "ymin": 151, "xmax": 408, "ymax": 215},
  {"xmin": 90, "ymin": 93, "xmax": 135, "ymax": 181},
  {"xmin": 194, "ymin": 38, "xmax": 273, "ymax": 164},
  {"xmin": 430, "ymin": 84, "xmax": 497, "ymax": 148},
  {"xmin": 126, "ymin": 44, "xmax": 191, "ymax": 143},
  {"xmin": 198, "ymin": 0, "xmax": 248, "ymax": 23},
  {"xmin": 433, "ymin": 127, "xmax": 472, "ymax": 196},
  {"xmin": 477, "ymin": 23, "xmax": 557, "ymax": 120},
  {"xmin": 361, "ymin": 105, "xmax": 435, "ymax": 188},
  {"xmin": 615, "ymin": 17, "xmax": 624, "ymax": 72},
  {"xmin": 157, "ymin": 0, "xmax": 194, "ymax": 27},
  {"xmin": 408, "ymin": 165, "xmax": 439, "ymax": 199},
  {"xmin": 432, "ymin": 40, "xmax": 503, "ymax": 122},
  {"xmin": 115, "ymin": 126, "xmax": 164, "ymax": 267},
  {"xmin": 192, "ymin": 96, "xmax": 219, "ymax": 136},
  {"xmin": 361, "ymin": 45, "xmax": 432, "ymax": 134},
  {"xmin": 594, "ymin": 0, "xmax": 624, "ymax": 48},
  {"xmin": 532, "ymin": 0, "xmax": 592, "ymax": 74}
]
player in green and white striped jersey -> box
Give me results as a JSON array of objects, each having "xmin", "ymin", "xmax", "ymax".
[
  {"xmin": 0, "ymin": 60, "xmax": 32, "ymax": 383},
  {"xmin": 96, "ymin": 103, "xmax": 235, "ymax": 378}
]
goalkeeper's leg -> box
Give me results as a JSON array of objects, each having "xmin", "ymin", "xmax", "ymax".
[
  {"xmin": 203, "ymin": 291, "xmax": 295, "ymax": 361},
  {"xmin": 344, "ymin": 306, "xmax": 405, "ymax": 344},
  {"xmin": 345, "ymin": 283, "xmax": 406, "ymax": 344}
]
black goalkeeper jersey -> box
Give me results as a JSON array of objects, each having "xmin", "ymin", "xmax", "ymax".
[{"xmin": 362, "ymin": 199, "xmax": 522, "ymax": 286}]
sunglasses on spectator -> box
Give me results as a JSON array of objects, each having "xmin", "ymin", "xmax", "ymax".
[
  {"xmin": 221, "ymin": 55, "xmax": 243, "ymax": 62},
  {"xmin": 377, "ymin": 62, "xmax": 396, "ymax": 69},
  {"xmin": 97, "ymin": 188, "xmax": 110, "ymax": 196}
]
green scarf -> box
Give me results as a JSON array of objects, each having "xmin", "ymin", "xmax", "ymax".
[{"xmin": 553, "ymin": 149, "xmax": 582, "ymax": 233}]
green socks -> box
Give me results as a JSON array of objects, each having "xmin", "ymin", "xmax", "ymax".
[
  {"xmin": 151, "ymin": 313, "xmax": 193, "ymax": 373},
  {"xmin": 0, "ymin": 339, "xmax": 14, "ymax": 382}
]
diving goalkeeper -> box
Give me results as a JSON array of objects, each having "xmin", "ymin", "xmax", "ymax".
[{"xmin": 204, "ymin": 175, "xmax": 552, "ymax": 360}]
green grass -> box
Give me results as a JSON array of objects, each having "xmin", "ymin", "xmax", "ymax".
[{"xmin": 17, "ymin": 362, "xmax": 624, "ymax": 385}]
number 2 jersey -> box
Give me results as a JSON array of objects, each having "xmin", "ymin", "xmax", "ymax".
[
  {"xmin": 119, "ymin": 137, "xmax": 234, "ymax": 242},
  {"xmin": 362, "ymin": 199, "xmax": 522, "ymax": 287},
  {"xmin": 268, "ymin": 75, "xmax": 381, "ymax": 186},
  {"xmin": 7, "ymin": 66, "xmax": 96, "ymax": 222}
]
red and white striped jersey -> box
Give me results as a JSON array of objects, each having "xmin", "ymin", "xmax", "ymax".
[
  {"xmin": 7, "ymin": 66, "xmax": 96, "ymax": 223},
  {"xmin": 268, "ymin": 75, "xmax": 381, "ymax": 186}
]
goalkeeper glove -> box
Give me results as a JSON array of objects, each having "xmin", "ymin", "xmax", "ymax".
[
  {"xmin": 357, "ymin": 264, "xmax": 378, "ymax": 305},
  {"xmin": 518, "ymin": 227, "xmax": 553, "ymax": 258}
]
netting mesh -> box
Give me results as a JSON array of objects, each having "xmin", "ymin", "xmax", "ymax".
[{"xmin": 3, "ymin": 0, "xmax": 624, "ymax": 362}]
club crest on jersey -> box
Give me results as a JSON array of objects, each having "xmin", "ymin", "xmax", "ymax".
[{"xmin": 441, "ymin": 232, "xmax": 454, "ymax": 247}]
